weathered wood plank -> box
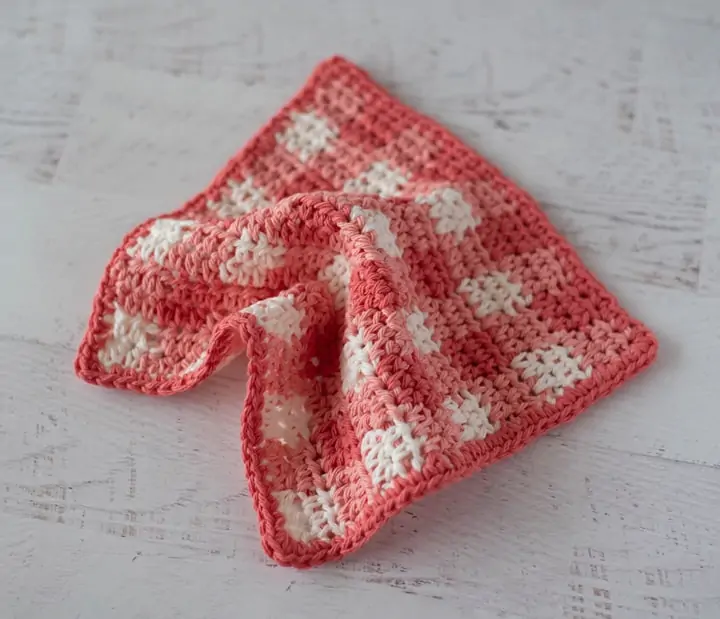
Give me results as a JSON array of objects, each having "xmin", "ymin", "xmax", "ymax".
[{"xmin": 3, "ymin": 0, "xmax": 720, "ymax": 616}]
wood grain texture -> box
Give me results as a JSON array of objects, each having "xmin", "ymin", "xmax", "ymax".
[
  {"xmin": 2, "ymin": 0, "xmax": 720, "ymax": 617},
  {"xmin": 699, "ymin": 166, "xmax": 720, "ymax": 296}
]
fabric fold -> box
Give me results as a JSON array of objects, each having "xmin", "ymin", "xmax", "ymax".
[{"xmin": 75, "ymin": 56, "xmax": 657, "ymax": 567}]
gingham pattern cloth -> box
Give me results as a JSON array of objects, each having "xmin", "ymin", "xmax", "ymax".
[{"xmin": 76, "ymin": 56, "xmax": 657, "ymax": 567}]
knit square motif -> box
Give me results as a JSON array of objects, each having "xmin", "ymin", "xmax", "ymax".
[{"xmin": 76, "ymin": 57, "xmax": 657, "ymax": 567}]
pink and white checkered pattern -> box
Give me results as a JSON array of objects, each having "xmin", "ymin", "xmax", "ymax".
[{"xmin": 75, "ymin": 57, "xmax": 657, "ymax": 567}]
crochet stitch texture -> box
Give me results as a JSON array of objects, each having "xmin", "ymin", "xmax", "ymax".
[{"xmin": 75, "ymin": 56, "xmax": 658, "ymax": 567}]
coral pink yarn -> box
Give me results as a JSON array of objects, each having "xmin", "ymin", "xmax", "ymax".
[{"xmin": 75, "ymin": 56, "xmax": 657, "ymax": 567}]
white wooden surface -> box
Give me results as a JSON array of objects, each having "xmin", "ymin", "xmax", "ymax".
[{"xmin": 2, "ymin": 1, "xmax": 720, "ymax": 617}]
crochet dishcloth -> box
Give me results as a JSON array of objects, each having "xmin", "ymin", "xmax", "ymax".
[{"xmin": 75, "ymin": 56, "xmax": 657, "ymax": 567}]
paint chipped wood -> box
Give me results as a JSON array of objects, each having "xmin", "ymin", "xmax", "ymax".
[{"xmin": 1, "ymin": 0, "xmax": 720, "ymax": 616}]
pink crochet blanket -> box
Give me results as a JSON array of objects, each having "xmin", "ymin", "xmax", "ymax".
[{"xmin": 76, "ymin": 56, "xmax": 657, "ymax": 567}]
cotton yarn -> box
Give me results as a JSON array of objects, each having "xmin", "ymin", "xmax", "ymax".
[{"xmin": 76, "ymin": 57, "xmax": 657, "ymax": 567}]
